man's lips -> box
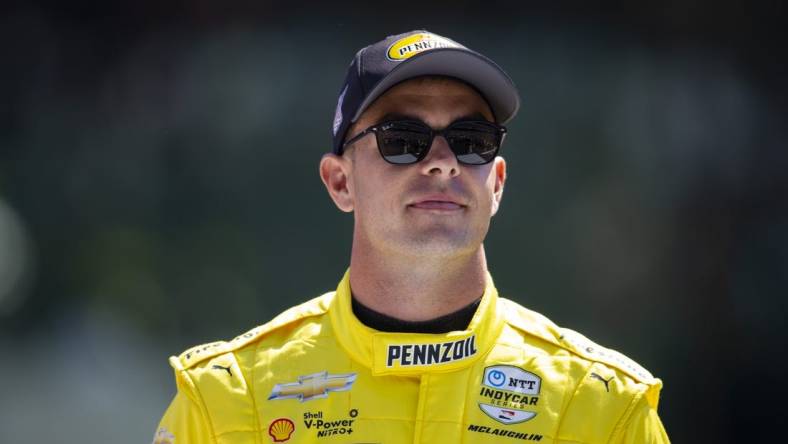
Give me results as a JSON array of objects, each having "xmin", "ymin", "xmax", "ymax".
[
  {"xmin": 410, "ymin": 200, "xmax": 464, "ymax": 210},
  {"xmin": 408, "ymin": 194, "xmax": 466, "ymax": 210}
]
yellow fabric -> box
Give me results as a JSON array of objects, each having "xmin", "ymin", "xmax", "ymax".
[{"xmin": 155, "ymin": 271, "xmax": 670, "ymax": 443}]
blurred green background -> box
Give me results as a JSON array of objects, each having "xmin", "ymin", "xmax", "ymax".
[{"xmin": 1, "ymin": 1, "xmax": 786, "ymax": 442}]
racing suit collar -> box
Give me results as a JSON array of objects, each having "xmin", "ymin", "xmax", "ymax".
[{"xmin": 329, "ymin": 269, "xmax": 505, "ymax": 376}]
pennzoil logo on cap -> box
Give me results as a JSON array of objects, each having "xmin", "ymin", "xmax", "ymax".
[{"xmin": 386, "ymin": 32, "xmax": 461, "ymax": 61}]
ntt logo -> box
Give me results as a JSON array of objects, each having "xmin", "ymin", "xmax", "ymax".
[
  {"xmin": 482, "ymin": 365, "xmax": 541, "ymax": 395},
  {"xmin": 487, "ymin": 370, "xmax": 506, "ymax": 387}
]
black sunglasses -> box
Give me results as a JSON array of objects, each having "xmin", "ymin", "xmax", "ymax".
[{"xmin": 342, "ymin": 119, "xmax": 507, "ymax": 165}]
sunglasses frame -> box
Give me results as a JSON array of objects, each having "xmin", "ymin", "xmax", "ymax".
[{"xmin": 342, "ymin": 119, "xmax": 507, "ymax": 165}]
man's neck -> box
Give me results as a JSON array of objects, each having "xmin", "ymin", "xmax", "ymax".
[{"xmin": 348, "ymin": 245, "xmax": 489, "ymax": 322}]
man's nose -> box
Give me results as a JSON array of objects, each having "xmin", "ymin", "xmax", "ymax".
[{"xmin": 419, "ymin": 136, "xmax": 459, "ymax": 177}]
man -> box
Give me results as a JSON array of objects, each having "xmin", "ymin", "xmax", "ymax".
[{"xmin": 154, "ymin": 30, "xmax": 669, "ymax": 444}]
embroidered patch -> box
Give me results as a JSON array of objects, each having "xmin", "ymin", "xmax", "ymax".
[
  {"xmin": 269, "ymin": 418, "xmax": 295, "ymax": 442},
  {"xmin": 477, "ymin": 365, "xmax": 541, "ymax": 424},
  {"xmin": 268, "ymin": 371, "xmax": 357, "ymax": 402}
]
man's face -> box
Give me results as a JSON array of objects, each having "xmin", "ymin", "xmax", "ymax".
[{"xmin": 321, "ymin": 77, "xmax": 506, "ymax": 260}]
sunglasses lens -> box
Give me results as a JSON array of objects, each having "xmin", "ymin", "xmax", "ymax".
[
  {"xmin": 371, "ymin": 120, "xmax": 503, "ymax": 165},
  {"xmin": 446, "ymin": 122, "xmax": 502, "ymax": 165},
  {"xmin": 377, "ymin": 122, "xmax": 432, "ymax": 164}
]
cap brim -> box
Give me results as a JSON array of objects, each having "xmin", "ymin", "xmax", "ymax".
[{"xmin": 351, "ymin": 48, "xmax": 520, "ymax": 125}]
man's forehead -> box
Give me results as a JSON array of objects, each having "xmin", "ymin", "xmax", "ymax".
[{"xmin": 357, "ymin": 76, "xmax": 494, "ymax": 125}]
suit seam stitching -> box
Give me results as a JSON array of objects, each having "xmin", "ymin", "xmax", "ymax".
[
  {"xmin": 214, "ymin": 429, "xmax": 258, "ymax": 437},
  {"xmin": 553, "ymin": 360, "xmax": 594, "ymax": 441},
  {"xmin": 243, "ymin": 345, "xmax": 263, "ymax": 444},
  {"xmin": 182, "ymin": 369, "xmax": 220, "ymax": 444},
  {"xmin": 460, "ymin": 368, "xmax": 473, "ymax": 444},
  {"xmin": 607, "ymin": 383, "xmax": 647, "ymax": 443}
]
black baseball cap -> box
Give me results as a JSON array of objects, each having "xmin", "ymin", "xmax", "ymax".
[{"xmin": 331, "ymin": 30, "xmax": 520, "ymax": 154}]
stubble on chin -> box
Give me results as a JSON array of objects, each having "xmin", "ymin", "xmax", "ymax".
[{"xmin": 387, "ymin": 219, "xmax": 483, "ymax": 259}]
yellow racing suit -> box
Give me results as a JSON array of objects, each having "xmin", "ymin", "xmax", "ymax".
[{"xmin": 154, "ymin": 271, "xmax": 669, "ymax": 443}]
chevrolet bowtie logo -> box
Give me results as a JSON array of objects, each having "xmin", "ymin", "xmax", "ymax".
[{"xmin": 268, "ymin": 371, "xmax": 357, "ymax": 402}]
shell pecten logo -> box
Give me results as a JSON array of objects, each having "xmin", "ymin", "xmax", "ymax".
[
  {"xmin": 269, "ymin": 418, "xmax": 295, "ymax": 442},
  {"xmin": 386, "ymin": 33, "xmax": 461, "ymax": 61}
]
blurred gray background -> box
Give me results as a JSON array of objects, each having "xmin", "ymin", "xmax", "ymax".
[{"xmin": 1, "ymin": 1, "xmax": 786, "ymax": 442}]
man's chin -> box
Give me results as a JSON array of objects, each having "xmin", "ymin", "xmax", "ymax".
[{"xmin": 390, "ymin": 232, "xmax": 478, "ymax": 258}]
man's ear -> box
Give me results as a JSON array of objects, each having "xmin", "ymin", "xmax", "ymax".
[
  {"xmin": 319, "ymin": 153, "xmax": 354, "ymax": 212},
  {"xmin": 490, "ymin": 156, "xmax": 506, "ymax": 216}
]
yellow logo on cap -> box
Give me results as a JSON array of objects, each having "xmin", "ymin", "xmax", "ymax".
[{"xmin": 386, "ymin": 33, "xmax": 460, "ymax": 61}]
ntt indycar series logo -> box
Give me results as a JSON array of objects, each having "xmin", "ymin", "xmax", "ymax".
[
  {"xmin": 478, "ymin": 365, "xmax": 541, "ymax": 424},
  {"xmin": 386, "ymin": 335, "xmax": 477, "ymax": 367}
]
